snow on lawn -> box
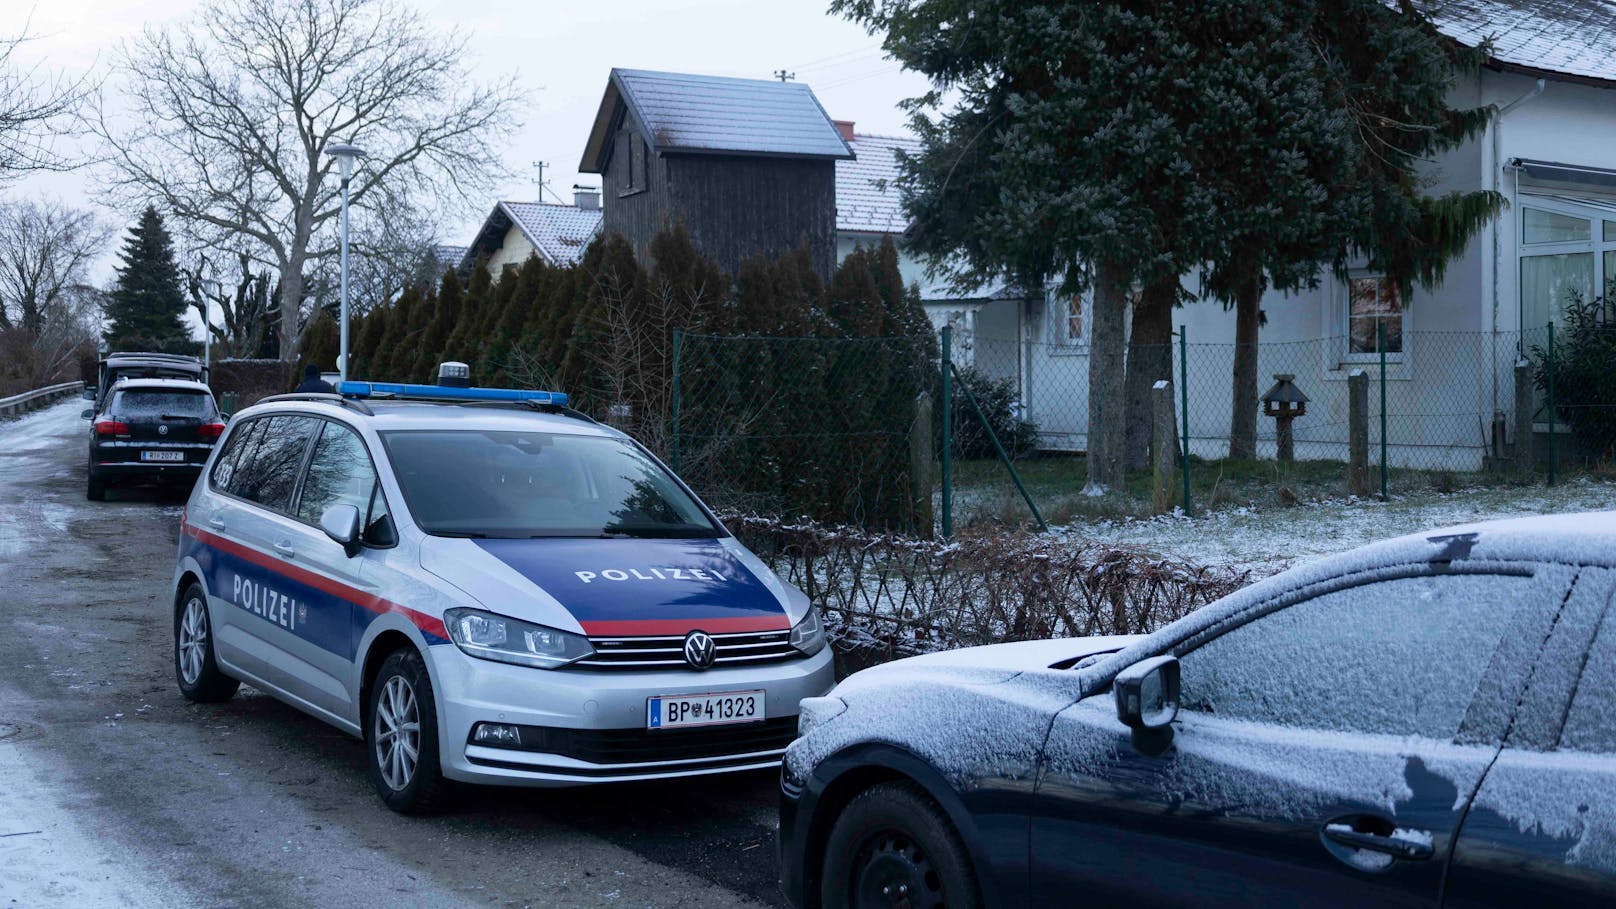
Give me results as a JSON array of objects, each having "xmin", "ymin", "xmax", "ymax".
[{"xmin": 1057, "ymin": 477, "xmax": 1616, "ymax": 576}]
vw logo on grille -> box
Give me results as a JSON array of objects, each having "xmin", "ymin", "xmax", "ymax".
[
  {"xmin": 683, "ymin": 631, "xmax": 716, "ymax": 670},
  {"xmin": 157, "ymin": 424, "xmax": 169, "ymax": 436}
]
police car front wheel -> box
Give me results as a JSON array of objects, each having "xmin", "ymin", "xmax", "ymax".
[
  {"xmin": 174, "ymin": 583, "xmax": 239, "ymax": 702},
  {"xmin": 366, "ymin": 649, "xmax": 448, "ymax": 814}
]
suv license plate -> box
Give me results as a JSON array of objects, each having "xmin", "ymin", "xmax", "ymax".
[
  {"xmin": 647, "ymin": 690, "xmax": 765, "ymax": 730},
  {"xmin": 141, "ymin": 450, "xmax": 185, "ymax": 462}
]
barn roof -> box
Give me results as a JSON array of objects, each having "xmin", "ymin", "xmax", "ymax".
[
  {"xmin": 580, "ymin": 69, "xmax": 854, "ymax": 172},
  {"xmin": 836, "ymin": 133, "xmax": 921, "ymax": 235},
  {"xmin": 462, "ymin": 202, "xmax": 602, "ymax": 268},
  {"xmin": 1420, "ymin": 0, "xmax": 1616, "ymax": 85}
]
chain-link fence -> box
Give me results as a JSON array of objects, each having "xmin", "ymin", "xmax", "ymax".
[{"xmin": 671, "ymin": 324, "xmax": 1611, "ymax": 533}]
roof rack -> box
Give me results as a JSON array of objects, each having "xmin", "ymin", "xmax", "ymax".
[
  {"xmin": 255, "ymin": 392, "xmax": 375, "ymax": 416},
  {"xmin": 105, "ymin": 352, "xmax": 203, "ymax": 364}
]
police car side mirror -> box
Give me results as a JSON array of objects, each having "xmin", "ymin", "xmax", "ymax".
[
  {"xmin": 1115, "ymin": 655, "xmax": 1179, "ymax": 757},
  {"xmin": 319, "ymin": 504, "xmax": 363, "ymax": 557}
]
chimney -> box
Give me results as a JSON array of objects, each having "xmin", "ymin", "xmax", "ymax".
[
  {"xmin": 573, "ymin": 185, "xmax": 601, "ymax": 210},
  {"xmin": 833, "ymin": 119, "xmax": 856, "ymax": 143}
]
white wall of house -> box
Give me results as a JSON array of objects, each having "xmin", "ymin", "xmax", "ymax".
[{"xmin": 486, "ymin": 223, "xmax": 538, "ymax": 273}]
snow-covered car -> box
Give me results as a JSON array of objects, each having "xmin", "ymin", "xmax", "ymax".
[
  {"xmin": 170, "ymin": 367, "xmax": 833, "ymax": 813},
  {"xmin": 780, "ymin": 513, "xmax": 1616, "ymax": 908}
]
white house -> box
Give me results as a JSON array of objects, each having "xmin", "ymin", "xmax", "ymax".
[
  {"xmin": 460, "ymin": 188, "xmax": 605, "ymax": 272},
  {"xmin": 858, "ymin": 0, "xmax": 1616, "ymax": 466}
]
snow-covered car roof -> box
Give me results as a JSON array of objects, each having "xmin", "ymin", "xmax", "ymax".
[
  {"xmin": 110, "ymin": 378, "xmax": 214, "ymax": 395},
  {"xmin": 1077, "ymin": 510, "xmax": 1616, "ymax": 692}
]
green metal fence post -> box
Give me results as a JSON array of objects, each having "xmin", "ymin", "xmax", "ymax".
[
  {"xmin": 1547, "ymin": 321, "xmax": 1557, "ymax": 487},
  {"xmin": 951, "ymin": 362, "xmax": 1047, "ymax": 532},
  {"xmin": 941, "ymin": 325, "xmax": 953, "ymax": 539},
  {"xmin": 670, "ymin": 329, "xmax": 683, "ymax": 474},
  {"xmin": 1179, "ymin": 325, "xmax": 1191, "ymax": 516},
  {"xmin": 1379, "ymin": 322, "xmax": 1389, "ymax": 502}
]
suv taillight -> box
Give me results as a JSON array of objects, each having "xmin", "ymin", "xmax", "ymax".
[
  {"xmin": 199, "ymin": 422, "xmax": 225, "ymax": 441},
  {"xmin": 94, "ymin": 420, "xmax": 129, "ymax": 436}
]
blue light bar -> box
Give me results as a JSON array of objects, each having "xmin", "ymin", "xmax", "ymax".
[{"xmin": 338, "ymin": 380, "xmax": 569, "ymax": 407}]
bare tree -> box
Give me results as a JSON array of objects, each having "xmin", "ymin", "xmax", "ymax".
[
  {"xmin": 91, "ymin": 0, "xmax": 521, "ymax": 362},
  {"xmin": 0, "ymin": 197, "xmax": 111, "ymax": 334},
  {"xmin": 182, "ymin": 247, "xmax": 276, "ymax": 359},
  {"xmin": 0, "ymin": 24, "xmax": 88, "ymax": 183}
]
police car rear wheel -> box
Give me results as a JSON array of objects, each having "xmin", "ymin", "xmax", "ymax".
[
  {"xmin": 174, "ymin": 584, "xmax": 239, "ymax": 702},
  {"xmin": 366, "ymin": 649, "xmax": 447, "ymax": 814}
]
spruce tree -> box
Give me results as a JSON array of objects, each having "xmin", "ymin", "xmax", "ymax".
[
  {"xmin": 412, "ymin": 269, "xmax": 464, "ymax": 382},
  {"xmin": 104, "ymin": 206, "xmax": 190, "ymax": 352}
]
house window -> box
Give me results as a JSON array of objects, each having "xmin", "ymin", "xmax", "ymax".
[
  {"xmin": 627, "ymin": 135, "xmax": 646, "ymax": 192},
  {"xmin": 1516, "ymin": 198, "xmax": 1616, "ymax": 333},
  {"xmin": 1051, "ymin": 293, "xmax": 1086, "ymax": 347},
  {"xmin": 1347, "ymin": 276, "xmax": 1402, "ymax": 355}
]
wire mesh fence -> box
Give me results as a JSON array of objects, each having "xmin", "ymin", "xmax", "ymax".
[{"xmin": 670, "ymin": 324, "xmax": 1612, "ymax": 534}]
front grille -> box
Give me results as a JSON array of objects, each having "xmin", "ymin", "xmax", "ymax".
[
  {"xmin": 575, "ymin": 628, "xmax": 800, "ymax": 670},
  {"xmin": 471, "ymin": 716, "xmax": 799, "ymax": 765}
]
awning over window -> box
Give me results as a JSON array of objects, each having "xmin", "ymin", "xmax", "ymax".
[{"xmin": 1511, "ymin": 158, "xmax": 1616, "ymax": 191}]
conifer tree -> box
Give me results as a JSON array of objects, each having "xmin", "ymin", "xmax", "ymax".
[
  {"xmin": 351, "ymin": 303, "xmax": 389, "ymax": 379},
  {"xmin": 103, "ymin": 206, "xmax": 190, "ymax": 351},
  {"xmin": 412, "ymin": 268, "xmax": 463, "ymax": 381},
  {"xmin": 372, "ymin": 284, "xmax": 421, "ymax": 381}
]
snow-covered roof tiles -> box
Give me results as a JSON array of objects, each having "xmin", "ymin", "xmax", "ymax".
[
  {"xmin": 836, "ymin": 133, "xmax": 921, "ymax": 235},
  {"xmin": 500, "ymin": 202, "xmax": 602, "ymax": 267},
  {"xmin": 582, "ymin": 69, "xmax": 853, "ymax": 171},
  {"xmin": 1421, "ymin": 0, "xmax": 1616, "ymax": 84}
]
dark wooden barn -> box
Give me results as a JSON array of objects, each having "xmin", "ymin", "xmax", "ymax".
[{"xmin": 579, "ymin": 69, "xmax": 855, "ymax": 279}]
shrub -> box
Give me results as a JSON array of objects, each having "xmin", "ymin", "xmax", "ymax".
[
  {"xmin": 948, "ymin": 366, "xmax": 1040, "ymax": 459},
  {"xmin": 1536, "ymin": 291, "xmax": 1616, "ymax": 459},
  {"xmin": 726, "ymin": 513, "xmax": 1250, "ymax": 667},
  {"xmin": 209, "ymin": 357, "xmax": 294, "ymax": 410}
]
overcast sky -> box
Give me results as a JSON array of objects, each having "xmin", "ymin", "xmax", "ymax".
[{"xmin": 6, "ymin": 0, "xmax": 928, "ymax": 281}]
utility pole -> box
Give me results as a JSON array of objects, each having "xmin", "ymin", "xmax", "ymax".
[
  {"xmin": 773, "ymin": 69, "xmax": 795, "ymax": 82},
  {"xmin": 532, "ymin": 160, "xmax": 549, "ymax": 198}
]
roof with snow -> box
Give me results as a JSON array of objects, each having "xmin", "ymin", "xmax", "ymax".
[
  {"xmin": 462, "ymin": 202, "xmax": 602, "ymax": 269},
  {"xmin": 580, "ymin": 69, "xmax": 854, "ymax": 172},
  {"xmin": 432, "ymin": 244, "xmax": 468, "ymax": 267},
  {"xmin": 836, "ymin": 133, "xmax": 921, "ymax": 235},
  {"xmin": 1420, "ymin": 0, "xmax": 1616, "ymax": 84}
]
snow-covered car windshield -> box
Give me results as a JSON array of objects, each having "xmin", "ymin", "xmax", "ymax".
[
  {"xmin": 114, "ymin": 390, "xmax": 216, "ymax": 419},
  {"xmin": 378, "ymin": 430, "xmax": 721, "ymax": 539}
]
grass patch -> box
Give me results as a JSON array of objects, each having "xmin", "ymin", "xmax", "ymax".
[{"xmin": 949, "ymin": 453, "xmax": 1556, "ymax": 528}]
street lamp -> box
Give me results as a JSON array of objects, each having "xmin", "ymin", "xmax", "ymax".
[
  {"xmin": 325, "ymin": 142, "xmax": 366, "ymax": 382},
  {"xmin": 203, "ymin": 276, "xmax": 220, "ymax": 372}
]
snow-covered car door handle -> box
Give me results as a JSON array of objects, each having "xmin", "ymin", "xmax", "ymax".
[
  {"xmin": 273, "ymin": 539, "xmax": 296, "ymax": 558},
  {"xmin": 1322, "ymin": 815, "xmax": 1435, "ymax": 861},
  {"xmin": 207, "ymin": 514, "xmax": 227, "ymax": 529}
]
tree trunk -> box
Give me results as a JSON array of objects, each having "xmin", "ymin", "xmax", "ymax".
[
  {"xmin": 1227, "ymin": 264, "xmax": 1263, "ymax": 459},
  {"xmin": 278, "ymin": 250, "xmax": 305, "ymax": 364},
  {"xmin": 1085, "ymin": 259, "xmax": 1129, "ymax": 494},
  {"xmin": 1124, "ymin": 275, "xmax": 1178, "ymax": 471}
]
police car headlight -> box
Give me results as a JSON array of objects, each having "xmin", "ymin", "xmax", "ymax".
[
  {"xmin": 788, "ymin": 608, "xmax": 826, "ymax": 657},
  {"xmin": 442, "ymin": 608, "xmax": 594, "ymax": 669}
]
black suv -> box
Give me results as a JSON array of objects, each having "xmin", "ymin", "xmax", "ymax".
[{"xmin": 84, "ymin": 378, "xmax": 225, "ymax": 500}]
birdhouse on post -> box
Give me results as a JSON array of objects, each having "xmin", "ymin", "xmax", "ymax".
[{"xmin": 1261, "ymin": 373, "xmax": 1309, "ymax": 462}]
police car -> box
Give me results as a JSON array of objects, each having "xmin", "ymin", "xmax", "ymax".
[{"xmin": 171, "ymin": 365, "xmax": 833, "ymax": 813}]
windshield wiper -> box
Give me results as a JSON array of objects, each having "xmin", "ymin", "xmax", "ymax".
[{"xmin": 431, "ymin": 530, "xmax": 491, "ymax": 538}]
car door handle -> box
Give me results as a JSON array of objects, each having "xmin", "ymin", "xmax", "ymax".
[
  {"xmin": 273, "ymin": 539, "xmax": 296, "ymax": 558},
  {"xmin": 1322, "ymin": 818, "xmax": 1435, "ymax": 862},
  {"xmin": 207, "ymin": 515, "xmax": 227, "ymax": 529}
]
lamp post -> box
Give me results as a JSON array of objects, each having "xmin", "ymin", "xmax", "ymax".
[
  {"xmin": 202, "ymin": 277, "xmax": 219, "ymax": 371},
  {"xmin": 325, "ymin": 142, "xmax": 366, "ymax": 382}
]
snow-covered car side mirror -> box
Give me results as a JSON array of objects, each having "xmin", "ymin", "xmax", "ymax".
[
  {"xmin": 81, "ymin": 409, "xmax": 93, "ymax": 419},
  {"xmin": 1114, "ymin": 655, "xmax": 1179, "ymax": 756}
]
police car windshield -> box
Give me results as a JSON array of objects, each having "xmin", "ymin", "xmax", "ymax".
[{"xmin": 378, "ymin": 430, "xmax": 721, "ymax": 539}]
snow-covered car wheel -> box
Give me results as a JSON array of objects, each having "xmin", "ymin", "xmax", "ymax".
[
  {"xmin": 174, "ymin": 582, "xmax": 239, "ymax": 702},
  {"xmin": 366, "ymin": 648, "xmax": 448, "ymax": 814},
  {"xmin": 820, "ymin": 781, "xmax": 981, "ymax": 909},
  {"xmin": 86, "ymin": 472, "xmax": 107, "ymax": 501}
]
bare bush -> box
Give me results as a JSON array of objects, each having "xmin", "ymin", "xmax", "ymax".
[{"xmin": 726, "ymin": 514, "xmax": 1251, "ymax": 664}]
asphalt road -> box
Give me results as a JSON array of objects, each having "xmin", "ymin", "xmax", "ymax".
[{"xmin": 0, "ymin": 400, "xmax": 785, "ymax": 909}]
